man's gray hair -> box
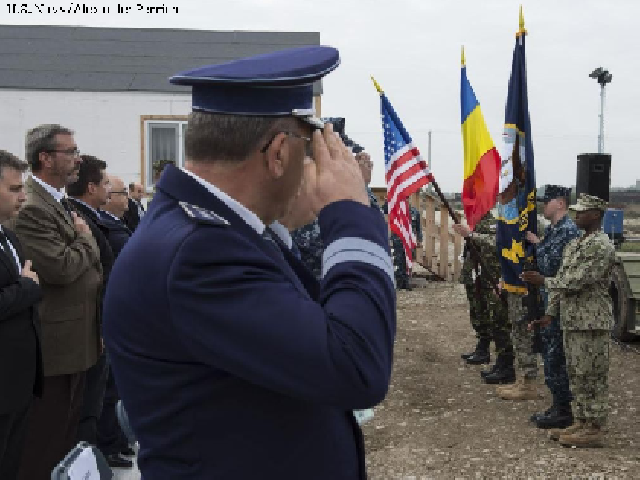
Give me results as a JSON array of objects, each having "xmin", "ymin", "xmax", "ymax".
[
  {"xmin": 26, "ymin": 124, "xmax": 74, "ymax": 172},
  {"xmin": 185, "ymin": 112, "xmax": 296, "ymax": 162},
  {"xmin": 0, "ymin": 149, "xmax": 28, "ymax": 178}
]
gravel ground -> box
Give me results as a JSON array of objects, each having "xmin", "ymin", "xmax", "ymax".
[{"xmin": 363, "ymin": 280, "xmax": 640, "ymax": 479}]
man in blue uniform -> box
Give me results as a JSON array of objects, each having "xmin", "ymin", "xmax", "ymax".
[
  {"xmin": 521, "ymin": 185, "xmax": 580, "ymax": 429},
  {"xmin": 103, "ymin": 46, "xmax": 396, "ymax": 480}
]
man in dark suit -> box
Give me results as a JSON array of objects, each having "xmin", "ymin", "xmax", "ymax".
[
  {"xmin": 96, "ymin": 175, "xmax": 135, "ymax": 464},
  {"xmin": 122, "ymin": 182, "xmax": 145, "ymax": 231},
  {"xmin": 13, "ymin": 125, "xmax": 103, "ymax": 480},
  {"xmin": 0, "ymin": 150, "xmax": 43, "ymax": 480},
  {"xmin": 99, "ymin": 175, "xmax": 132, "ymax": 257},
  {"xmin": 67, "ymin": 156, "xmax": 132, "ymax": 469},
  {"xmin": 103, "ymin": 47, "xmax": 396, "ymax": 479}
]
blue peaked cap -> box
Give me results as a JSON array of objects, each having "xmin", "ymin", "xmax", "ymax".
[{"xmin": 170, "ymin": 46, "xmax": 340, "ymax": 128}]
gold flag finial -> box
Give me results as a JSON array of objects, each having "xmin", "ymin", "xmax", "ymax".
[
  {"xmin": 371, "ymin": 76, "xmax": 383, "ymax": 94},
  {"xmin": 517, "ymin": 5, "xmax": 528, "ymax": 37},
  {"xmin": 461, "ymin": 46, "xmax": 466, "ymax": 67}
]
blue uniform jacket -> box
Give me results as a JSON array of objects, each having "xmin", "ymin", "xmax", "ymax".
[
  {"xmin": 535, "ymin": 214, "xmax": 581, "ymax": 309},
  {"xmin": 103, "ymin": 165, "xmax": 396, "ymax": 479}
]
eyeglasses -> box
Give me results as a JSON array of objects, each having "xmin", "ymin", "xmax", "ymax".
[
  {"xmin": 109, "ymin": 190, "xmax": 128, "ymax": 196},
  {"xmin": 260, "ymin": 131, "xmax": 312, "ymax": 157},
  {"xmin": 47, "ymin": 148, "xmax": 81, "ymax": 158}
]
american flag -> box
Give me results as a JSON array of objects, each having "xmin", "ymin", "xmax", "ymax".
[{"xmin": 380, "ymin": 92, "xmax": 432, "ymax": 272}]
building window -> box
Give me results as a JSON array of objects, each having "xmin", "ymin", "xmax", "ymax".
[{"xmin": 143, "ymin": 119, "xmax": 188, "ymax": 190}]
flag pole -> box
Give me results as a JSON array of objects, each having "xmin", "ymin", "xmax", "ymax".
[{"xmin": 370, "ymin": 76, "xmax": 501, "ymax": 294}]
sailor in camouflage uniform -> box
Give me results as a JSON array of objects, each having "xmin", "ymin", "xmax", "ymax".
[
  {"xmin": 454, "ymin": 214, "xmax": 514, "ymax": 383},
  {"xmin": 382, "ymin": 203, "xmax": 410, "ymax": 290},
  {"xmin": 523, "ymin": 194, "xmax": 615, "ymax": 448},
  {"xmin": 521, "ymin": 185, "xmax": 580, "ymax": 428},
  {"xmin": 291, "ymin": 220, "xmax": 323, "ymax": 280},
  {"xmin": 293, "ymin": 144, "xmax": 382, "ymax": 281},
  {"xmin": 355, "ymin": 148, "xmax": 410, "ymax": 291}
]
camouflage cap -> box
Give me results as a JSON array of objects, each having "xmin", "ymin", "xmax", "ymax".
[{"xmin": 569, "ymin": 193, "xmax": 607, "ymax": 212}]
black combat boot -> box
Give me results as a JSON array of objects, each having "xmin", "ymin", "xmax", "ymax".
[
  {"xmin": 480, "ymin": 362, "xmax": 498, "ymax": 379},
  {"xmin": 461, "ymin": 338, "xmax": 489, "ymax": 361},
  {"xmin": 536, "ymin": 403, "xmax": 573, "ymax": 429},
  {"xmin": 464, "ymin": 338, "xmax": 491, "ymax": 365},
  {"xmin": 530, "ymin": 404, "xmax": 556, "ymax": 423},
  {"xmin": 483, "ymin": 353, "xmax": 516, "ymax": 384}
]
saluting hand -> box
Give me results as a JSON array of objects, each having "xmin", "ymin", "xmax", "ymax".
[
  {"xmin": 21, "ymin": 260, "xmax": 39, "ymax": 285},
  {"xmin": 306, "ymin": 123, "xmax": 369, "ymax": 215}
]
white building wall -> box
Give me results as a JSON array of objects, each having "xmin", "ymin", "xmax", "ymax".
[{"xmin": 0, "ymin": 89, "xmax": 191, "ymax": 188}]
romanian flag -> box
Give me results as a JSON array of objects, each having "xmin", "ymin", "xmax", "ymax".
[{"xmin": 460, "ymin": 48, "xmax": 501, "ymax": 230}]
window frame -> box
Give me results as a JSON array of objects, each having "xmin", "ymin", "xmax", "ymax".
[{"xmin": 140, "ymin": 115, "xmax": 189, "ymax": 193}]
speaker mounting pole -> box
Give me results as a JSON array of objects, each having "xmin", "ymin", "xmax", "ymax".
[{"xmin": 589, "ymin": 67, "xmax": 613, "ymax": 154}]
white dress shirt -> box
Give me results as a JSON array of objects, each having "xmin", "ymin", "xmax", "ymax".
[
  {"xmin": 181, "ymin": 168, "xmax": 265, "ymax": 234},
  {"xmin": 0, "ymin": 225, "xmax": 21, "ymax": 274},
  {"xmin": 102, "ymin": 210, "xmax": 122, "ymax": 222},
  {"xmin": 269, "ymin": 221, "xmax": 293, "ymax": 249},
  {"xmin": 71, "ymin": 198, "xmax": 99, "ymax": 217},
  {"xmin": 32, "ymin": 175, "xmax": 65, "ymax": 203}
]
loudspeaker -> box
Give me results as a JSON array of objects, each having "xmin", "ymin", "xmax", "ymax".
[{"xmin": 576, "ymin": 153, "xmax": 611, "ymax": 201}]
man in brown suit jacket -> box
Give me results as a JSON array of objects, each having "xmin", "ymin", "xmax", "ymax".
[{"xmin": 12, "ymin": 125, "xmax": 103, "ymax": 480}]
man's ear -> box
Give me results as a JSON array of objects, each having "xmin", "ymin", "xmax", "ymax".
[
  {"xmin": 264, "ymin": 132, "xmax": 289, "ymax": 179},
  {"xmin": 38, "ymin": 151, "xmax": 51, "ymax": 170}
]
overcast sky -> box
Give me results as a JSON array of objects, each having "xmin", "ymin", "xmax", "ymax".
[{"xmin": 3, "ymin": 0, "xmax": 638, "ymax": 191}]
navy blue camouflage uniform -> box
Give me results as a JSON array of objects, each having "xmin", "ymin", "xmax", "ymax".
[
  {"xmin": 536, "ymin": 213, "xmax": 581, "ymax": 407},
  {"xmin": 293, "ymin": 186, "xmax": 383, "ymax": 282},
  {"xmin": 292, "ymin": 220, "xmax": 323, "ymax": 280},
  {"xmin": 410, "ymin": 206, "xmax": 422, "ymax": 260},
  {"xmin": 382, "ymin": 200, "xmax": 411, "ymax": 289}
]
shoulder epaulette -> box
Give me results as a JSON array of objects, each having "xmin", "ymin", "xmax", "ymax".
[{"xmin": 179, "ymin": 201, "xmax": 229, "ymax": 226}]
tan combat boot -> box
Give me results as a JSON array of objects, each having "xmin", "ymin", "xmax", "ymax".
[
  {"xmin": 559, "ymin": 421, "xmax": 604, "ymax": 448},
  {"xmin": 498, "ymin": 377, "xmax": 541, "ymax": 401},
  {"xmin": 495, "ymin": 376, "xmax": 521, "ymax": 395},
  {"xmin": 549, "ymin": 420, "xmax": 582, "ymax": 441}
]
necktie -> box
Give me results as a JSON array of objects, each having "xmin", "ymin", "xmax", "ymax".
[
  {"xmin": 0, "ymin": 230, "xmax": 19, "ymax": 272},
  {"xmin": 291, "ymin": 241, "xmax": 302, "ymax": 260},
  {"xmin": 61, "ymin": 198, "xmax": 74, "ymax": 218}
]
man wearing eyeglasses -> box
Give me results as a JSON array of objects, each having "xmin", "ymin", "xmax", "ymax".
[
  {"xmin": 103, "ymin": 47, "xmax": 396, "ymax": 479},
  {"xmin": 96, "ymin": 175, "xmax": 134, "ymax": 464},
  {"xmin": 12, "ymin": 124, "xmax": 103, "ymax": 480},
  {"xmin": 122, "ymin": 182, "xmax": 146, "ymax": 232}
]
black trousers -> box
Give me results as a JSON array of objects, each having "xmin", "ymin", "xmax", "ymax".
[
  {"xmin": 97, "ymin": 360, "xmax": 129, "ymax": 455},
  {"xmin": 0, "ymin": 398, "xmax": 32, "ymax": 480},
  {"xmin": 17, "ymin": 372, "xmax": 86, "ymax": 480},
  {"xmin": 77, "ymin": 353, "xmax": 109, "ymax": 446}
]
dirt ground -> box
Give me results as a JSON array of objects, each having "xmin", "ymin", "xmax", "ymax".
[{"xmin": 363, "ymin": 281, "xmax": 640, "ymax": 479}]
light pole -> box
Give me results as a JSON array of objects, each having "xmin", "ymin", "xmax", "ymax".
[{"xmin": 589, "ymin": 67, "xmax": 613, "ymax": 153}]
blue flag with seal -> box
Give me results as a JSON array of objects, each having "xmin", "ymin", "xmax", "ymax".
[{"xmin": 496, "ymin": 7, "xmax": 537, "ymax": 294}]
